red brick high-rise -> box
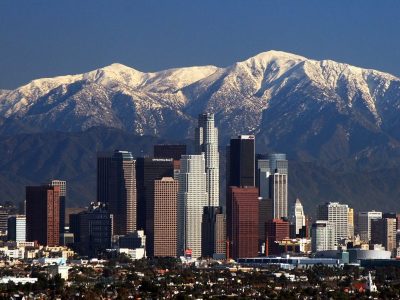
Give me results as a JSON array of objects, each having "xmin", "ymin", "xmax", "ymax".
[
  {"xmin": 153, "ymin": 177, "xmax": 179, "ymax": 257},
  {"xmin": 227, "ymin": 186, "xmax": 259, "ymax": 259},
  {"xmin": 265, "ymin": 218, "xmax": 290, "ymax": 256},
  {"xmin": 26, "ymin": 185, "xmax": 60, "ymax": 246}
]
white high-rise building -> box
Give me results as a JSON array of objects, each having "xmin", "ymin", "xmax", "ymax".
[
  {"xmin": 357, "ymin": 211, "xmax": 382, "ymax": 242},
  {"xmin": 317, "ymin": 202, "xmax": 348, "ymax": 245},
  {"xmin": 195, "ymin": 113, "xmax": 219, "ymax": 207},
  {"xmin": 257, "ymin": 153, "xmax": 288, "ymax": 219},
  {"xmin": 177, "ymin": 155, "xmax": 208, "ymax": 259},
  {"xmin": 290, "ymin": 198, "xmax": 306, "ymax": 235},
  {"xmin": 7, "ymin": 215, "xmax": 26, "ymax": 242},
  {"xmin": 271, "ymin": 173, "xmax": 288, "ymax": 219},
  {"xmin": 312, "ymin": 220, "xmax": 336, "ymax": 252}
]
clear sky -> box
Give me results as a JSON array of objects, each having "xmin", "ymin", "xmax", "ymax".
[{"xmin": 1, "ymin": 0, "xmax": 399, "ymax": 89}]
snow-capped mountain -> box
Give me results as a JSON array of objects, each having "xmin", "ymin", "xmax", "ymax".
[{"xmin": 1, "ymin": 50, "xmax": 400, "ymax": 164}]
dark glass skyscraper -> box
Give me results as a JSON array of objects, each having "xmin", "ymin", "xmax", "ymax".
[
  {"xmin": 97, "ymin": 150, "xmax": 136, "ymax": 235},
  {"xmin": 153, "ymin": 144, "xmax": 187, "ymax": 160},
  {"xmin": 26, "ymin": 185, "xmax": 60, "ymax": 246},
  {"xmin": 228, "ymin": 135, "xmax": 255, "ymax": 188},
  {"xmin": 70, "ymin": 202, "xmax": 113, "ymax": 257},
  {"xmin": 135, "ymin": 158, "xmax": 174, "ymax": 234}
]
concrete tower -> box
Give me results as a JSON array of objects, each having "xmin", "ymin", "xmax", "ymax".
[{"xmin": 177, "ymin": 154, "xmax": 208, "ymax": 259}]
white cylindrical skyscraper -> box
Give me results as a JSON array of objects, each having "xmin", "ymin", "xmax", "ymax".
[
  {"xmin": 195, "ymin": 113, "xmax": 219, "ymax": 207},
  {"xmin": 177, "ymin": 154, "xmax": 208, "ymax": 259}
]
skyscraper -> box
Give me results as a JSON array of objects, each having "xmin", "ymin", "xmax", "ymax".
[
  {"xmin": 7, "ymin": 215, "xmax": 26, "ymax": 242},
  {"xmin": 290, "ymin": 198, "xmax": 306, "ymax": 235},
  {"xmin": 177, "ymin": 154, "xmax": 208, "ymax": 259},
  {"xmin": 256, "ymin": 153, "xmax": 288, "ymax": 219},
  {"xmin": 270, "ymin": 173, "xmax": 288, "ymax": 219},
  {"xmin": 228, "ymin": 135, "xmax": 255, "ymax": 188},
  {"xmin": 97, "ymin": 150, "xmax": 136, "ymax": 235},
  {"xmin": 371, "ymin": 215, "xmax": 397, "ymax": 253},
  {"xmin": 71, "ymin": 202, "xmax": 113, "ymax": 257},
  {"xmin": 154, "ymin": 144, "xmax": 187, "ymax": 161},
  {"xmin": 50, "ymin": 180, "xmax": 66, "ymax": 241},
  {"xmin": 265, "ymin": 218, "xmax": 290, "ymax": 256},
  {"xmin": 26, "ymin": 185, "xmax": 60, "ymax": 246},
  {"xmin": 195, "ymin": 113, "xmax": 219, "ymax": 207},
  {"xmin": 311, "ymin": 220, "xmax": 336, "ymax": 252},
  {"xmin": 357, "ymin": 211, "xmax": 382, "ymax": 242},
  {"xmin": 201, "ymin": 206, "xmax": 225, "ymax": 258},
  {"xmin": 153, "ymin": 177, "xmax": 179, "ymax": 257},
  {"xmin": 317, "ymin": 202, "xmax": 349, "ymax": 245},
  {"xmin": 227, "ymin": 186, "xmax": 259, "ymax": 259},
  {"xmin": 135, "ymin": 158, "xmax": 174, "ymax": 235}
]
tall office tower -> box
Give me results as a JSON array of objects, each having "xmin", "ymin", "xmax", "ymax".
[
  {"xmin": 195, "ymin": 113, "xmax": 220, "ymax": 207},
  {"xmin": 7, "ymin": 215, "xmax": 26, "ymax": 242},
  {"xmin": 214, "ymin": 212, "xmax": 226, "ymax": 258},
  {"xmin": 135, "ymin": 158, "xmax": 174, "ymax": 234},
  {"xmin": 371, "ymin": 215, "xmax": 397, "ymax": 252},
  {"xmin": 201, "ymin": 206, "xmax": 225, "ymax": 258},
  {"xmin": 26, "ymin": 185, "xmax": 60, "ymax": 246},
  {"xmin": 317, "ymin": 202, "xmax": 349, "ymax": 245},
  {"xmin": 228, "ymin": 135, "xmax": 255, "ymax": 188},
  {"xmin": 268, "ymin": 153, "xmax": 288, "ymax": 174},
  {"xmin": 347, "ymin": 208, "xmax": 355, "ymax": 240},
  {"xmin": 259, "ymin": 198, "xmax": 274, "ymax": 247},
  {"xmin": 357, "ymin": 211, "xmax": 382, "ymax": 242},
  {"xmin": 256, "ymin": 156, "xmax": 269, "ymax": 198},
  {"xmin": 50, "ymin": 180, "xmax": 66, "ymax": 241},
  {"xmin": 71, "ymin": 202, "xmax": 113, "ymax": 257},
  {"xmin": 0, "ymin": 209, "xmax": 8, "ymax": 234},
  {"xmin": 290, "ymin": 198, "xmax": 306, "ymax": 236},
  {"xmin": 227, "ymin": 186, "xmax": 259, "ymax": 259},
  {"xmin": 397, "ymin": 213, "xmax": 400, "ymax": 231},
  {"xmin": 154, "ymin": 144, "xmax": 187, "ymax": 160},
  {"xmin": 311, "ymin": 220, "xmax": 336, "ymax": 252},
  {"xmin": 265, "ymin": 218, "xmax": 290, "ymax": 256},
  {"xmin": 153, "ymin": 177, "xmax": 179, "ymax": 257},
  {"xmin": 177, "ymin": 155, "xmax": 208, "ymax": 259},
  {"xmin": 269, "ymin": 173, "xmax": 288, "ymax": 219},
  {"xmin": 97, "ymin": 150, "xmax": 136, "ymax": 235}
]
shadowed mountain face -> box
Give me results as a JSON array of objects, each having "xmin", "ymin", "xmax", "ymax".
[{"xmin": 1, "ymin": 50, "xmax": 400, "ymax": 211}]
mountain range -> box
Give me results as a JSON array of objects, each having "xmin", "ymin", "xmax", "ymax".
[{"xmin": 1, "ymin": 50, "xmax": 400, "ymax": 212}]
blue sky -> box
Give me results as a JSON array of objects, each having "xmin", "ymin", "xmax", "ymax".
[{"xmin": 1, "ymin": 0, "xmax": 399, "ymax": 89}]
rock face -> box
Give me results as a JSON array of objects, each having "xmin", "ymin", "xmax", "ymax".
[{"xmin": 1, "ymin": 50, "xmax": 400, "ymax": 210}]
